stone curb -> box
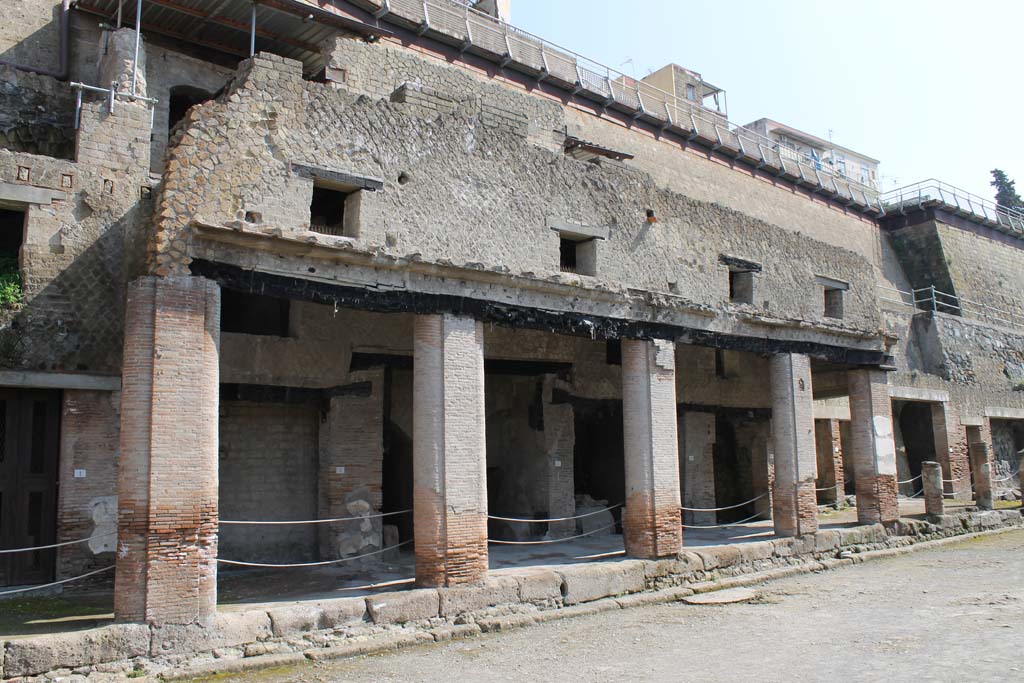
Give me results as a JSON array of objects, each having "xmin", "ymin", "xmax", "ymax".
[{"xmin": 159, "ymin": 652, "xmax": 308, "ymax": 681}]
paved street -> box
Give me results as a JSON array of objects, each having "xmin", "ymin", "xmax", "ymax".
[{"xmin": 212, "ymin": 530, "xmax": 1024, "ymax": 683}]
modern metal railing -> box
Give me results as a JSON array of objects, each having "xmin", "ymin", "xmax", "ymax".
[
  {"xmin": 878, "ymin": 284, "xmax": 1024, "ymax": 332},
  {"xmin": 880, "ymin": 179, "xmax": 1024, "ymax": 236},
  {"xmin": 365, "ymin": 0, "xmax": 882, "ymax": 208}
]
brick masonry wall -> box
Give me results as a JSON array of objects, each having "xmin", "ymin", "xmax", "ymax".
[
  {"xmin": 542, "ymin": 376, "xmax": 575, "ymax": 538},
  {"xmin": 413, "ymin": 314, "xmax": 488, "ymax": 586},
  {"xmin": 115, "ymin": 275, "xmax": 220, "ymax": 626},
  {"xmin": 813, "ymin": 418, "xmax": 844, "ymax": 505},
  {"xmin": 55, "ymin": 389, "xmax": 119, "ymax": 579},
  {"xmin": 317, "ymin": 368, "xmax": 385, "ymax": 559},
  {"xmin": 930, "ymin": 402, "xmax": 972, "ymax": 500},
  {"xmin": 848, "ymin": 369, "xmax": 899, "ymax": 524},
  {"xmin": 621, "ymin": 339, "xmax": 681, "ymax": 558},
  {"xmin": 769, "ymin": 354, "xmax": 818, "ymax": 537},
  {"xmin": 219, "ymin": 400, "xmax": 319, "ymax": 564}
]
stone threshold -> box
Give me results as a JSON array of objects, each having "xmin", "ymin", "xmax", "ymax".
[{"xmin": 2, "ymin": 509, "xmax": 1021, "ymax": 681}]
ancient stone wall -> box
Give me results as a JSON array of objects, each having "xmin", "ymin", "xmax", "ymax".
[{"xmin": 153, "ymin": 50, "xmax": 881, "ymax": 335}]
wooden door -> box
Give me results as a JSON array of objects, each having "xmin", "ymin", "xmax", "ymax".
[{"xmin": 0, "ymin": 389, "xmax": 61, "ymax": 587}]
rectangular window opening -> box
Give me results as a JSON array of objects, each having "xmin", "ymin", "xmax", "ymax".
[
  {"xmin": 728, "ymin": 269, "xmax": 755, "ymax": 305},
  {"xmin": 1, "ymin": 208, "xmax": 25, "ymax": 304},
  {"xmin": 221, "ymin": 289, "xmax": 291, "ymax": 337},
  {"xmin": 715, "ymin": 348, "xmax": 727, "ymax": 379},
  {"xmin": 824, "ymin": 287, "xmax": 845, "ymax": 319},
  {"xmin": 309, "ymin": 183, "xmax": 354, "ymax": 236},
  {"xmin": 559, "ymin": 236, "xmax": 597, "ymax": 276},
  {"xmin": 606, "ymin": 339, "xmax": 622, "ymax": 366}
]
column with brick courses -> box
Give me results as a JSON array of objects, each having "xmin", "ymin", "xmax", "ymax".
[
  {"xmin": 681, "ymin": 411, "xmax": 716, "ymax": 525},
  {"xmin": 922, "ymin": 461, "xmax": 944, "ymax": 518},
  {"xmin": 848, "ymin": 369, "xmax": 899, "ymax": 525},
  {"xmin": 413, "ymin": 314, "xmax": 488, "ymax": 587},
  {"xmin": 769, "ymin": 354, "xmax": 818, "ymax": 537},
  {"xmin": 813, "ymin": 419, "xmax": 844, "ymax": 506},
  {"xmin": 930, "ymin": 403, "xmax": 971, "ymax": 500},
  {"xmin": 621, "ymin": 339, "xmax": 682, "ymax": 558},
  {"xmin": 115, "ymin": 276, "xmax": 220, "ymax": 626},
  {"xmin": 968, "ymin": 440, "xmax": 994, "ymax": 510}
]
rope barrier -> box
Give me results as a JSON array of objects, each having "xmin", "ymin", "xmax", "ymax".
[
  {"xmin": 217, "ymin": 540, "xmax": 413, "ymax": 568},
  {"xmin": 942, "ymin": 473, "xmax": 971, "ymax": 484},
  {"xmin": 488, "ymin": 504, "xmax": 622, "ymax": 524},
  {"xmin": 680, "ymin": 510, "xmax": 765, "ymax": 529},
  {"xmin": 0, "ymin": 531, "xmax": 116, "ymax": 555},
  {"xmin": 814, "ymin": 485, "xmax": 838, "ymax": 492},
  {"xmin": 680, "ymin": 493, "xmax": 767, "ymax": 513},
  {"xmin": 0, "ymin": 565, "xmax": 114, "ymax": 597},
  {"xmin": 898, "ymin": 474, "xmax": 922, "ymax": 485},
  {"xmin": 488, "ymin": 523, "xmax": 618, "ymax": 545},
  {"xmin": 220, "ymin": 509, "xmax": 412, "ymax": 526},
  {"xmin": 992, "ymin": 469, "xmax": 1020, "ymax": 483}
]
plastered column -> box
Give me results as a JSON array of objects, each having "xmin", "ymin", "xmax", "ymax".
[
  {"xmin": 848, "ymin": 369, "xmax": 899, "ymax": 525},
  {"xmin": 621, "ymin": 339, "xmax": 682, "ymax": 558},
  {"xmin": 968, "ymin": 440, "xmax": 994, "ymax": 510},
  {"xmin": 922, "ymin": 461, "xmax": 944, "ymax": 518},
  {"xmin": 413, "ymin": 314, "xmax": 488, "ymax": 587},
  {"xmin": 542, "ymin": 376, "xmax": 575, "ymax": 538},
  {"xmin": 680, "ymin": 412, "xmax": 716, "ymax": 525},
  {"xmin": 769, "ymin": 354, "xmax": 818, "ymax": 537},
  {"xmin": 115, "ymin": 276, "xmax": 220, "ymax": 626}
]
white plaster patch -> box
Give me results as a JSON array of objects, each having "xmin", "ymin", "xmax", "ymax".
[
  {"xmin": 89, "ymin": 496, "xmax": 117, "ymax": 554},
  {"xmin": 873, "ymin": 416, "xmax": 897, "ymax": 476}
]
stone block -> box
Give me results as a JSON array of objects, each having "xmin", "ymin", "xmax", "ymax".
[
  {"xmin": 813, "ymin": 530, "xmax": 840, "ymax": 552},
  {"xmin": 438, "ymin": 576, "xmax": 520, "ymax": 617},
  {"xmin": 694, "ymin": 544, "xmax": 743, "ymax": 570},
  {"xmin": 150, "ymin": 610, "xmax": 272, "ymax": 656},
  {"xmin": 556, "ymin": 560, "xmax": 646, "ymax": 605},
  {"xmin": 366, "ymin": 588, "xmax": 440, "ymax": 624},
  {"xmin": 675, "ymin": 551, "xmax": 706, "ymax": 573},
  {"xmin": 267, "ymin": 605, "xmax": 323, "ymax": 637},
  {"xmin": 515, "ymin": 570, "xmax": 564, "ymax": 603},
  {"xmin": 429, "ymin": 624, "xmax": 482, "ymax": 641},
  {"xmin": 4, "ymin": 624, "xmax": 150, "ymax": 678},
  {"xmin": 735, "ymin": 541, "xmax": 774, "ymax": 563},
  {"xmin": 476, "ymin": 614, "xmax": 537, "ymax": 633},
  {"xmin": 317, "ymin": 597, "xmax": 369, "ymax": 628}
]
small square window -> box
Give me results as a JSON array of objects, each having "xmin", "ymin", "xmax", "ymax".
[
  {"xmin": 310, "ymin": 182, "xmax": 361, "ymax": 237},
  {"xmin": 221, "ymin": 289, "xmax": 291, "ymax": 337},
  {"xmin": 728, "ymin": 269, "xmax": 755, "ymax": 305},
  {"xmin": 824, "ymin": 287, "xmax": 845, "ymax": 319},
  {"xmin": 558, "ymin": 236, "xmax": 597, "ymax": 276}
]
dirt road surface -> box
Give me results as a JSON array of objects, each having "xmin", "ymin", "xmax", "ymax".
[{"xmin": 209, "ymin": 530, "xmax": 1024, "ymax": 683}]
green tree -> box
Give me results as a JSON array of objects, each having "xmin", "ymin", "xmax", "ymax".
[{"xmin": 990, "ymin": 169, "xmax": 1023, "ymax": 212}]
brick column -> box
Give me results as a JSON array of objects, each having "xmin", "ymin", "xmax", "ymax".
[
  {"xmin": 318, "ymin": 368, "xmax": 385, "ymax": 560},
  {"xmin": 848, "ymin": 369, "xmax": 899, "ymax": 525},
  {"xmin": 769, "ymin": 354, "xmax": 818, "ymax": 537},
  {"xmin": 968, "ymin": 440, "xmax": 994, "ymax": 510},
  {"xmin": 921, "ymin": 461, "xmax": 944, "ymax": 518},
  {"xmin": 542, "ymin": 376, "xmax": 575, "ymax": 539},
  {"xmin": 413, "ymin": 314, "xmax": 488, "ymax": 587},
  {"xmin": 621, "ymin": 339, "xmax": 682, "ymax": 558},
  {"xmin": 931, "ymin": 403, "xmax": 971, "ymax": 500},
  {"xmin": 115, "ymin": 276, "xmax": 220, "ymax": 626}
]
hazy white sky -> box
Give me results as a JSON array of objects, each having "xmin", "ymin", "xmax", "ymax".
[{"xmin": 510, "ymin": 0, "xmax": 1022, "ymax": 200}]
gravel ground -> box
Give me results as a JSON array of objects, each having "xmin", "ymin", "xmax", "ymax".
[{"xmin": 209, "ymin": 529, "xmax": 1024, "ymax": 683}]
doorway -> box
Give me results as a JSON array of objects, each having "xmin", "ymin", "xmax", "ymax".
[{"xmin": 0, "ymin": 389, "xmax": 61, "ymax": 587}]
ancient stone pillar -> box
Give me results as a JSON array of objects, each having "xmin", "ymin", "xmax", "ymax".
[
  {"xmin": 542, "ymin": 376, "xmax": 575, "ymax": 539},
  {"xmin": 921, "ymin": 461, "xmax": 945, "ymax": 519},
  {"xmin": 413, "ymin": 314, "xmax": 488, "ymax": 586},
  {"xmin": 814, "ymin": 419, "xmax": 845, "ymax": 506},
  {"xmin": 968, "ymin": 440, "xmax": 994, "ymax": 510},
  {"xmin": 930, "ymin": 402, "xmax": 971, "ymax": 500},
  {"xmin": 115, "ymin": 276, "xmax": 220, "ymax": 625},
  {"xmin": 621, "ymin": 339, "xmax": 682, "ymax": 558},
  {"xmin": 848, "ymin": 369, "xmax": 899, "ymax": 525},
  {"xmin": 769, "ymin": 354, "xmax": 818, "ymax": 537}
]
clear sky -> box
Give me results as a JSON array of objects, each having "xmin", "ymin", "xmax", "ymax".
[{"xmin": 509, "ymin": 0, "xmax": 1023, "ymax": 200}]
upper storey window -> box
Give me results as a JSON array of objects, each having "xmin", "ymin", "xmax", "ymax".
[{"xmin": 719, "ymin": 255, "xmax": 761, "ymax": 306}]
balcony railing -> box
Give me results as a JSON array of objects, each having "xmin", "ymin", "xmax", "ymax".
[
  {"xmin": 362, "ymin": 0, "xmax": 883, "ymax": 210},
  {"xmin": 878, "ymin": 284, "xmax": 1024, "ymax": 332},
  {"xmin": 880, "ymin": 179, "xmax": 1024, "ymax": 237}
]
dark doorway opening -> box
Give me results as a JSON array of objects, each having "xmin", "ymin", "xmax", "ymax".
[
  {"xmin": 896, "ymin": 401, "xmax": 936, "ymax": 483},
  {"xmin": 381, "ymin": 367, "xmax": 414, "ymax": 544},
  {"xmin": 573, "ymin": 399, "xmax": 624, "ymax": 531},
  {"xmin": 0, "ymin": 389, "xmax": 60, "ymax": 587},
  {"xmin": 712, "ymin": 418, "xmax": 755, "ymax": 522}
]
